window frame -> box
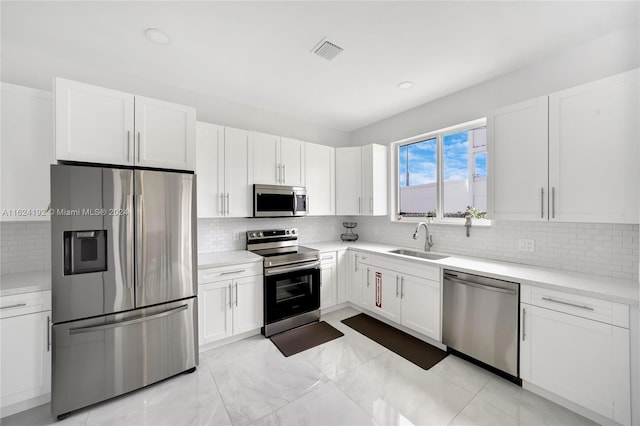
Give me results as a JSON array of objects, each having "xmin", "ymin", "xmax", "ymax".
[{"xmin": 390, "ymin": 118, "xmax": 490, "ymax": 225}]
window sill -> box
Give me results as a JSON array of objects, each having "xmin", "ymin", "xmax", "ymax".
[{"xmin": 391, "ymin": 216, "xmax": 492, "ymax": 227}]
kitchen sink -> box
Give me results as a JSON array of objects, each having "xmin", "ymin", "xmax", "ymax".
[{"xmin": 388, "ymin": 249, "xmax": 449, "ymax": 260}]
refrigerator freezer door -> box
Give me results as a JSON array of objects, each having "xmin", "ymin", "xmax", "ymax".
[
  {"xmin": 134, "ymin": 170, "xmax": 196, "ymax": 307},
  {"xmin": 51, "ymin": 165, "xmax": 134, "ymax": 323},
  {"xmin": 51, "ymin": 298, "xmax": 198, "ymax": 417}
]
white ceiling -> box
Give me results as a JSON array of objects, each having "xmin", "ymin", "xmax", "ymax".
[{"xmin": 1, "ymin": 1, "xmax": 638, "ymax": 132}]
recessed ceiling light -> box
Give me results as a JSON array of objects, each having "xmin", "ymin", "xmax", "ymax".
[
  {"xmin": 145, "ymin": 28, "xmax": 171, "ymax": 45},
  {"xmin": 397, "ymin": 81, "xmax": 414, "ymax": 89}
]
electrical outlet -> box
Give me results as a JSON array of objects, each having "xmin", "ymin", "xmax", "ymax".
[
  {"xmin": 233, "ymin": 230, "xmax": 241, "ymax": 241},
  {"xmin": 518, "ymin": 238, "xmax": 535, "ymax": 252}
]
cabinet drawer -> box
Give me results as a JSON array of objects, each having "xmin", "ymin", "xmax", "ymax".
[
  {"xmin": 375, "ymin": 256, "xmax": 440, "ymax": 282},
  {"xmin": 0, "ymin": 291, "xmax": 51, "ymax": 319},
  {"xmin": 357, "ymin": 252, "xmax": 375, "ymax": 265},
  {"xmin": 320, "ymin": 251, "xmax": 336, "ymax": 264},
  {"xmin": 198, "ymin": 262, "xmax": 262, "ymax": 284},
  {"xmin": 522, "ymin": 285, "xmax": 628, "ymax": 328}
]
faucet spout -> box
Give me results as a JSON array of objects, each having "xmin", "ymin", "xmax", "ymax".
[{"xmin": 413, "ymin": 222, "xmax": 434, "ymax": 252}]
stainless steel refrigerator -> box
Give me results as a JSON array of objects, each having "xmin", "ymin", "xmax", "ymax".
[{"xmin": 50, "ymin": 164, "xmax": 197, "ymax": 419}]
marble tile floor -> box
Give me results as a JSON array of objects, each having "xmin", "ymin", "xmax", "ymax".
[{"xmin": 2, "ymin": 307, "xmax": 598, "ymax": 426}]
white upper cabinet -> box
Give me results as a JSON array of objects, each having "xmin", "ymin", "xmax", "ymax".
[
  {"xmin": 304, "ymin": 142, "xmax": 335, "ymax": 215},
  {"xmin": 1, "ymin": 83, "xmax": 54, "ymax": 221},
  {"xmin": 252, "ymin": 132, "xmax": 305, "ymax": 186},
  {"xmin": 336, "ymin": 144, "xmax": 387, "ymax": 216},
  {"xmin": 55, "ymin": 78, "xmax": 195, "ymax": 170},
  {"xmin": 548, "ymin": 69, "xmax": 639, "ymax": 223},
  {"xmin": 488, "ymin": 96, "xmax": 549, "ymax": 221},
  {"xmin": 488, "ymin": 69, "xmax": 639, "ymax": 223},
  {"xmin": 196, "ymin": 122, "xmax": 253, "ymax": 218}
]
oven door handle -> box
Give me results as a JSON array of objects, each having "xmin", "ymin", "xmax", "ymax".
[{"xmin": 264, "ymin": 260, "xmax": 321, "ymax": 276}]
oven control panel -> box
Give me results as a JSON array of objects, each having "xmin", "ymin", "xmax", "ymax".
[{"xmin": 246, "ymin": 228, "xmax": 297, "ymax": 242}]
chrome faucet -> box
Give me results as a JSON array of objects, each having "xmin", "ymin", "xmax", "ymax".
[{"xmin": 412, "ymin": 222, "xmax": 434, "ymax": 252}]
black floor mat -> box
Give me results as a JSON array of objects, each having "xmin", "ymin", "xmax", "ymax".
[{"xmin": 270, "ymin": 321, "xmax": 344, "ymax": 357}]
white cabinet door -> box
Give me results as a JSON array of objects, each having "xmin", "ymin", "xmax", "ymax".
[
  {"xmin": 305, "ymin": 142, "xmax": 335, "ymax": 215},
  {"xmin": 320, "ymin": 252, "xmax": 337, "ymax": 310},
  {"xmin": 55, "ymin": 78, "xmax": 134, "ymax": 166},
  {"xmin": 224, "ymin": 127, "xmax": 253, "ymax": 217},
  {"xmin": 196, "ymin": 122, "xmax": 224, "ymax": 218},
  {"xmin": 362, "ymin": 144, "xmax": 388, "ymax": 216},
  {"xmin": 0, "ymin": 311, "xmax": 51, "ymax": 408},
  {"xmin": 252, "ymin": 132, "xmax": 280, "ymax": 185},
  {"xmin": 488, "ymin": 96, "xmax": 549, "ymax": 221},
  {"xmin": 198, "ymin": 281, "xmax": 233, "ymax": 344},
  {"xmin": 520, "ymin": 303, "xmax": 630, "ymax": 425},
  {"xmin": 280, "ymin": 137, "xmax": 305, "ymax": 186},
  {"xmin": 1, "ymin": 83, "xmax": 54, "ymax": 222},
  {"xmin": 232, "ymin": 275, "xmax": 263, "ymax": 335},
  {"xmin": 549, "ymin": 68, "xmax": 639, "ymax": 224},
  {"xmin": 370, "ymin": 268, "xmax": 401, "ymax": 322},
  {"xmin": 335, "ymin": 147, "xmax": 362, "ymax": 215},
  {"xmin": 401, "ymin": 275, "xmax": 441, "ymax": 341},
  {"xmin": 360, "ymin": 265, "xmax": 377, "ymax": 311},
  {"xmin": 336, "ymin": 250, "xmax": 350, "ymax": 304},
  {"xmin": 134, "ymin": 96, "xmax": 196, "ymax": 171}
]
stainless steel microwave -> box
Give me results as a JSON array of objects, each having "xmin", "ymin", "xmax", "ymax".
[{"xmin": 253, "ymin": 184, "xmax": 307, "ymax": 217}]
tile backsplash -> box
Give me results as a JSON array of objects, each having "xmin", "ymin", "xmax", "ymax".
[
  {"xmin": 0, "ymin": 221, "xmax": 51, "ymax": 274},
  {"xmin": 1, "ymin": 217, "xmax": 638, "ymax": 282},
  {"xmin": 355, "ymin": 217, "xmax": 639, "ymax": 281}
]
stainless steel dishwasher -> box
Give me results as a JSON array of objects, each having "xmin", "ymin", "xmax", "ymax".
[{"xmin": 442, "ymin": 270, "xmax": 520, "ymax": 381}]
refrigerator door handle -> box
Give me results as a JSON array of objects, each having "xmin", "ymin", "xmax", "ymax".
[
  {"xmin": 68, "ymin": 304, "xmax": 188, "ymax": 335},
  {"xmin": 135, "ymin": 192, "xmax": 144, "ymax": 288}
]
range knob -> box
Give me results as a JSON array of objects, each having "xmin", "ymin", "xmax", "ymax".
[
  {"xmin": 258, "ymin": 232, "xmax": 263, "ymax": 237},
  {"xmin": 249, "ymin": 232, "xmax": 255, "ymax": 238},
  {"xmin": 291, "ymin": 229, "xmax": 296, "ymax": 234},
  {"xmin": 285, "ymin": 230, "xmax": 290, "ymax": 235}
]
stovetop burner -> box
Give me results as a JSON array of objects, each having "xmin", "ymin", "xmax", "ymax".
[{"xmin": 246, "ymin": 228, "xmax": 320, "ymax": 268}]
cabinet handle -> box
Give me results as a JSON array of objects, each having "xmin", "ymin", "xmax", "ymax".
[
  {"xmin": 235, "ymin": 283, "xmax": 238, "ymax": 307},
  {"xmin": 127, "ymin": 130, "xmax": 131, "ymax": 162},
  {"xmin": 228, "ymin": 284, "xmax": 232, "ymax": 308},
  {"xmin": 321, "ymin": 256, "xmax": 334, "ymax": 261},
  {"xmin": 541, "ymin": 296, "xmax": 594, "ymax": 311},
  {"xmin": 276, "ymin": 164, "xmax": 280, "ymax": 183},
  {"xmin": 551, "ymin": 187, "xmax": 556, "ymax": 219},
  {"xmin": 367, "ymin": 268, "xmax": 371, "ymax": 287},
  {"xmin": 0, "ymin": 303, "xmax": 27, "ymax": 310},
  {"xmin": 401, "ymin": 277, "xmax": 405, "ymax": 298},
  {"xmin": 522, "ymin": 307, "xmax": 526, "ymax": 341},
  {"xmin": 282, "ymin": 164, "xmax": 286, "ymax": 183},
  {"xmin": 354, "ymin": 254, "xmax": 359, "ymax": 272},
  {"xmin": 225, "ymin": 193, "xmax": 230, "ymax": 215},
  {"xmin": 47, "ymin": 315, "xmax": 51, "ymax": 352},
  {"xmin": 137, "ymin": 132, "xmax": 141, "ymax": 163},
  {"xmin": 540, "ymin": 187, "xmax": 544, "ymax": 219},
  {"xmin": 219, "ymin": 193, "xmax": 224, "ymax": 216},
  {"xmin": 396, "ymin": 275, "xmax": 399, "ymax": 297},
  {"xmin": 219, "ymin": 269, "xmax": 246, "ymax": 276}
]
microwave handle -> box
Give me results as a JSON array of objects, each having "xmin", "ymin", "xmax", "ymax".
[
  {"xmin": 63, "ymin": 233, "xmax": 72, "ymax": 275},
  {"xmin": 293, "ymin": 192, "xmax": 298, "ymax": 215}
]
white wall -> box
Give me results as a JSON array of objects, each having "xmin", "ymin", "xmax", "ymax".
[
  {"xmin": 350, "ymin": 26, "xmax": 639, "ymax": 146},
  {"xmin": 0, "ymin": 42, "xmax": 351, "ymax": 147}
]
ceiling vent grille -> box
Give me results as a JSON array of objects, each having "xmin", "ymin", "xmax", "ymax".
[{"xmin": 312, "ymin": 39, "xmax": 344, "ymax": 61}]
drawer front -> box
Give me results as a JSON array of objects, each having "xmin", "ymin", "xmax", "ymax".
[
  {"xmin": 320, "ymin": 251, "xmax": 336, "ymax": 265},
  {"xmin": 0, "ymin": 290, "xmax": 51, "ymax": 319},
  {"xmin": 358, "ymin": 252, "xmax": 376, "ymax": 266},
  {"xmin": 198, "ymin": 262, "xmax": 262, "ymax": 285},
  {"xmin": 525, "ymin": 285, "xmax": 628, "ymax": 328},
  {"xmin": 375, "ymin": 256, "xmax": 440, "ymax": 282}
]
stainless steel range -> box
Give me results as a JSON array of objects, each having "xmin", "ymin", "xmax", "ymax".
[{"xmin": 246, "ymin": 228, "xmax": 321, "ymax": 337}]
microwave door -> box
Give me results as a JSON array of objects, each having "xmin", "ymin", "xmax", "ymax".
[
  {"xmin": 134, "ymin": 170, "xmax": 196, "ymax": 308},
  {"xmin": 51, "ymin": 165, "xmax": 135, "ymax": 323}
]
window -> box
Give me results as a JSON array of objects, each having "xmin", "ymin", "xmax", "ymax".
[{"xmin": 395, "ymin": 119, "xmax": 487, "ymax": 221}]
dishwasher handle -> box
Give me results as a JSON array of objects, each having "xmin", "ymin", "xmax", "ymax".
[{"xmin": 444, "ymin": 273, "xmax": 517, "ymax": 295}]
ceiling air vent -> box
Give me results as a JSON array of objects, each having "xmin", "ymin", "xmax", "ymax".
[{"xmin": 311, "ymin": 38, "xmax": 344, "ymax": 61}]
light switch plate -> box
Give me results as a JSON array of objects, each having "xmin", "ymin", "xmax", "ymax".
[{"xmin": 518, "ymin": 238, "xmax": 535, "ymax": 252}]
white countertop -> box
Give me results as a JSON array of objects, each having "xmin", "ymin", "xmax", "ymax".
[
  {"xmin": 0, "ymin": 270, "xmax": 51, "ymax": 297},
  {"xmin": 306, "ymin": 240, "xmax": 640, "ymax": 306},
  {"xmin": 198, "ymin": 250, "xmax": 263, "ymax": 269}
]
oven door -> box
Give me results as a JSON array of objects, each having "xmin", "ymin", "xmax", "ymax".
[{"xmin": 264, "ymin": 261, "xmax": 320, "ymax": 326}]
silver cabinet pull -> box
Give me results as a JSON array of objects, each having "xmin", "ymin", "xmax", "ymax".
[
  {"xmin": 321, "ymin": 256, "xmax": 334, "ymax": 261},
  {"xmin": 367, "ymin": 268, "xmax": 371, "ymax": 287},
  {"xmin": 137, "ymin": 132, "xmax": 141, "ymax": 163},
  {"xmin": 47, "ymin": 315, "xmax": 51, "ymax": 352},
  {"xmin": 127, "ymin": 130, "xmax": 131, "ymax": 162},
  {"xmin": 396, "ymin": 275, "xmax": 399, "ymax": 297},
  {"xmin": 225, "ymin": 193, "xmax": 230, "ymax": 215},
  {"xmin": 276, "ymin": 164, "xmax": 280, "ymax": 183},
  {"xmin": 282, "ymin": 164, "xmax": 286, "ymax": 183},
  {"xmin": 354, "ymin": 254, "xmax": 359, "ymax": 272},
  {"xmin": 70, "ymin": 304, "xmax": 188, "ymax": 334},
  {"xmin": 551, "ymin": 187, "xmax": 556, "ymax": 219},
  {"xmin": 228, "ymin": 284, "xmax": 232, "ymax": 308},
  {"xmin": 220, "ymin": 269, "xmax": 246, "ymax": 276},
  {"xmin": 541, "ymin": 297, "xmax": 594, "ymax": 311},
  {"xmin": 219, "ymin": 193, "xmax": 224, "ymax": 216},
  {"xmin": 400, "ymin": 277, "xmax": 405, "ymax": 298},
  {"xmin": 235, "ymin": 283, "xmax": 238, "ymax": 307},
  {"xmin": 540, "ymin": 187, "xmax": 544, "ymax": 219},
  {"xmin": 0, "ymin": 303, "xmax": 27, "ymax": 310},
  {"xmin": 522, "ymin": 307, "xmax": 526, "ymax": 341}
]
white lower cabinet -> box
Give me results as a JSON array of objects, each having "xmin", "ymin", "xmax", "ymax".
[
  {"xmin": 0, "ymin": 291, "xmax": 52, "ymax": 415},
  {"xmin": 369, "ymin": 267, "xmax": 401, "ymax": 323},
  {"xmin": 198, "ymin": 263, "xmax": 263, "ymax": 345},
  {"xmin": 400, "ymin": 274, "xmax": 441, "ymax": 340},
  {"xmin": 336, "ymin": 250, "xmax": 350, "ymax": 304},
  {"xmin": 320, "ymin": 251, "xmax": 337, "ymax": 310},
  {"xmin": 520, "ymin": 285, "xmax": 631, "ymax": 426}
]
